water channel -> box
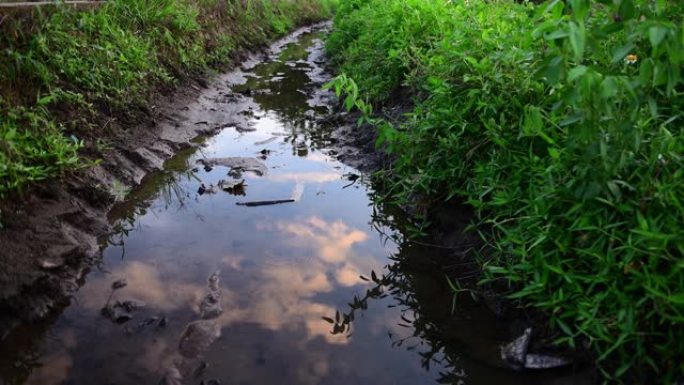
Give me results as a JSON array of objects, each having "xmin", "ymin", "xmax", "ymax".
[{"xmin": 0, "ymin": 24, "xmax": 592, "ymax": 385}]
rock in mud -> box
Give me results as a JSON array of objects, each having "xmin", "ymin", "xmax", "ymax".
[
  {"xmin": 500, "ymin": 328, "xmax": 571, "ymax": 370},
  {"xmin": 198, "ymin": 157, "xmax": 267, "ymax": 176},
  {"xmin": 178, "ymin": 320, "xmax": 221, "ymax": 359}
]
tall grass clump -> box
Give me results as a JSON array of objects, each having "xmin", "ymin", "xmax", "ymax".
[
  {"xmin": 327, "ymin": 0, "xmax": 684, "ymax": 382},
  {"xmin": 0, "ymin": 0, "xmax": 335, "ymax": 197}
]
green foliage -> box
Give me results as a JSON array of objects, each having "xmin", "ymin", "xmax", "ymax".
[
  {"xmin": 324, "ymin": 74, "xmax": 373, "ymax": 120},
  {"xmin": 0, "ymin": 107, "xmax": 82, "ymax": 194},
  {"xmin": 328, "ymin": 0, "xmax": 684, "ymax": 381},
  {"xmin": 0, "ymin": 0, "xmax": 335, "ymax": 197}
]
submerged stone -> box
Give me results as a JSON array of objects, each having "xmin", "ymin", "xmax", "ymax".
[
  {"xmin": 199, "ymin": 292, "xmax": 222, "ymax": 320},
  {"xmin": 501, "ymin": 327, "xmax": 531, "ymax": 367},
  {"xmin": 500, "ymin": 327, "xmax": 571, "ymax": 370},
  {"xmin": 178, "ymin": 320, "xmax": 221, "ymax": 359}
]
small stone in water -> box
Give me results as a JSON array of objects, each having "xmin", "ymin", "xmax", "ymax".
[
  {"xmin": 198, "ymin": 184, "xmax": 207, "ymax": 195},
  {"xmin": 178, "ymin": 320, "xmax": 221, "ymax": 358}
]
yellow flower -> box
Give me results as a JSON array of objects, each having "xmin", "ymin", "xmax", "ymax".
[{"xmin": 625, "ymin": 54, "xmax": 638, "ymax": 64}]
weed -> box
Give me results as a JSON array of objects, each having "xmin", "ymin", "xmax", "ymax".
[{"xmin": 327, "ymin": 0, "xmax": 684, "ymax": 381}]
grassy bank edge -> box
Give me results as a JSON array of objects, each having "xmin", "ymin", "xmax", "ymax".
[
  {"xmin": 0, "ymin": 0, "xmax": 336, "ymax": 200},
  {"xmin": 325, "ymin": 0, "xmax": 684, "ymax": 382}
]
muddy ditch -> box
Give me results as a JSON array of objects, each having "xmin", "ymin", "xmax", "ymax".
[
  {"xmin": 0, "ymin": 23, "xmax": 330, "ymax": 336},
  {"xmin": 0, "ymin": 22, "xmax": 596, "ymax": 385}
]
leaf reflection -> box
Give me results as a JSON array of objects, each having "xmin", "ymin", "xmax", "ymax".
[{"xmin": 326, "ymin": 201, "xmax": 472, "ymax": 384}]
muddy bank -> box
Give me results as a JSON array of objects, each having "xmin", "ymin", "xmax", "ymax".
[{"xmin": 0, "ymin": 23, "xmax": 330, "ymax": 337}]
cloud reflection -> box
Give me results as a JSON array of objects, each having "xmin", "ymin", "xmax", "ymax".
[
  {"xmin": 214, "ymin": 216, "xmax": 380, "ymax": 345},
  {"xmin": 79, "ymin": 261, "xmax": 204, "ymax": 312},
  {"xmin": 26, "ymin": 351, "xmax": 72, "ymax": 385},
  {"xmin": 63, "ymin": 216, "xmax": 382, "ymax": 383},
  {"xmin": 268, "ymin": 171, "xmax": 341, "ymax": 184},
  {"xmin": 273, "ymin": 216, "xmax": 369, "ymax": 263}
]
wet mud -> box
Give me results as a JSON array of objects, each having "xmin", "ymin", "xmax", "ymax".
[
  {"xmin": 0, "ymin": 24, "xmax": 329, "ymax": 334},
  {"xmin": 0, "ymin": 23, "xmax": 595, "ymax": 385}
]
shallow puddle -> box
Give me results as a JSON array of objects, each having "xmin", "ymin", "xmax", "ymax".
[{"xmin": 0, "ymin": 24, "xmax": 591, "ymax": 385}]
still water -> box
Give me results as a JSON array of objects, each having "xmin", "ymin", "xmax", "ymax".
[{"xmin": 0, "ymin": 24, "xmax": 591, "ymax": 385}]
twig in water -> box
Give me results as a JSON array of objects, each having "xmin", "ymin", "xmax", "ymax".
[{"xmin": 236, "ymin": 199, "xmax": 295, "ymax": 207}]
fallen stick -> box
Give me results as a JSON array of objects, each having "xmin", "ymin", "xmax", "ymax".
[{"xmin": 236, "ymin": 199, "xmax": 295, "ymax": 207}]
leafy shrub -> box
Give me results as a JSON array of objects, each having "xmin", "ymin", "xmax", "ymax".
[{"xmin": 327, "ymin": 0, "xmax": 684, "ymax": 381}]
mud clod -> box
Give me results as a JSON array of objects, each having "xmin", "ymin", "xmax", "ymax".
[{"xmin": 198, "ymin": 157, "xmax": 267, "ymax": 176}]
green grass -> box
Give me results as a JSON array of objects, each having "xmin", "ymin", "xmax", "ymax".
[
  {"xmin": 0, "ymin": 0, "xmax": 335, "ymax": 197},
  {"xmin": 326, "ymin": 0, "xmax": 684, "ymax": 382}
]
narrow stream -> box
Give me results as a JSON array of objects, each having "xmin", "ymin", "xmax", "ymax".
[{"xmin": 0, "ymin": 24, "xmax": 591, "ymax": 385}]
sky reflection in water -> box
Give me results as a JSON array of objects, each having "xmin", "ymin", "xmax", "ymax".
[
  {"xmin": 0, "ymin": 24, "xmax": 596, "ymax": 385},
  {"xmin": 12, "ymin": 28, "xmax": 442, "ymax": 385}
]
